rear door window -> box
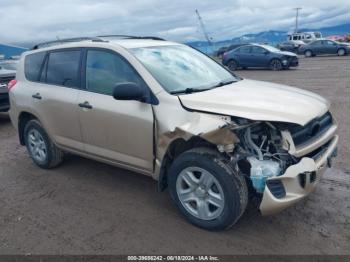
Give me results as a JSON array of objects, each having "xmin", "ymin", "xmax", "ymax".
[
  {"xmin": 251, "ymin": 46, "xmax": 266, "ymax": 54},
  {"xmin": 25, "ymin": 52, "xmax": 46, "ymax": 82},
  {"xmin": 237, "ymin": 46, "xmax": 251, "ymax": 53},
  {"xmin": 46, "ymin": 50, "xmax": 81, "ymax": 88}
]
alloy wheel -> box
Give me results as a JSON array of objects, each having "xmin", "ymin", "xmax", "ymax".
[
  {"xmin": 338, "ymin": 49, "xmax": 345, "ymax": 56},
  {"xmin": 27, "ymin": 129, "xmax": 47, "ymax": 162},
  {"xmin": 176, "ymin": 167, "xmax": 225, "ymax": 220},
  {"xmin": 228, "ymin": 61, "xmax": 237, "ymax": 71},
  {"xmin": 270, "ymin": 60, "xmax": 282, "ymax": 71}
]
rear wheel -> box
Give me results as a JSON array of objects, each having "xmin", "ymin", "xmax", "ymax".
[
  {"xmin": 24, "ymin": 120, "xmax": 63, "ymax": 169},
  {"xmin": 227, "ymin": 60, "xmax": 238, "ymax": 71},
  {"xmin": 269, "ymin": 59, "xmax": 283, "ymax": 71},
  {"xmin": 337, "ymin": 48, "xmax": 346, "ymax": 56},
  {"xmin": 168, "ymin": 148, "xmax": 248, "ymax": 230}
]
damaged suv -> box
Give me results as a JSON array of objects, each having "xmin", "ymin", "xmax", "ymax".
[{"xmin": 8, "ymin": 36, "xmax": 338, "ymax": 230}]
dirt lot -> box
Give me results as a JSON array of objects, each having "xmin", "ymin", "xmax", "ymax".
[{"xmin": 0, "ymin": 56, "xmax": 349, "ymax": 255}]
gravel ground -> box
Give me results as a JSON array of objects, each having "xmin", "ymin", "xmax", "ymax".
[{"xmin": 0, "ymin": 56, "xmax": 349, "ymax": 255}]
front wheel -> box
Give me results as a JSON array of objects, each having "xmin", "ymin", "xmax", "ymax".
[
  {"xmin": 227, "ymin": 60, "xmax": 238, "ymax": 71},
  {"xmin": 305, "ymin": 50, "xmax": 313, "ymax": 57},
  {"xmin": 337, "ymin": 48, "xmax": 346, "ymax": 56},
  {"xmin": 168, "ymin": 148, "xmax": 248, "ymax": 231},
  {"xmin": 269, "ymin": 59, "xmax": 283, "ymax": 71}
]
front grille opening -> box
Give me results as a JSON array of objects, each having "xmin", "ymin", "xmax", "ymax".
[
  {"xmin": 266, "ymin": 180, "xmax": 286, "ymax": 199},
  {"xmin": 298, "ymin": 171, "xmax": 317, "ymax": 188},
  {"xmin": 0, "ymin": 93, "xmax": 9, "ymax": 107},
  {"xmin": 310, "ymin": 172, "xmax": 317, "ymax": 183},
  {"xmin": 298, "ymin": 173, "xmax": 306, "ymax": 188},
  {"xmin": 289, "ymin": 112, "xmax": 333, "ymax": 147}
]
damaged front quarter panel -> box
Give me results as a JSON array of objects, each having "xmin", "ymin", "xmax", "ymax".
[{"xmin": 154, "ymin": 110, "xmax": 239, "ymax": 181}]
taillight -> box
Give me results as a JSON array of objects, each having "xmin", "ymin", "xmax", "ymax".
[{"xmin": 7, "ymin": 79, "xmax": 17, "ymax": 91}]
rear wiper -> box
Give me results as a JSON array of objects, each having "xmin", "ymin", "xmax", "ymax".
[{"xmin": 170, "ymin": 87, "xmax": 212, "ymax": 95}]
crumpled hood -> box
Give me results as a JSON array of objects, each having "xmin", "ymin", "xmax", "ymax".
[{"xmin": 179, "ymin": 79, "xmax": 330, "ymax": 126}]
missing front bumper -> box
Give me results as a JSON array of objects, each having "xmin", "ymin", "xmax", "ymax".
[{"xmin": 259, "ymin": 135, "xmax": 339, "ymax": 216}]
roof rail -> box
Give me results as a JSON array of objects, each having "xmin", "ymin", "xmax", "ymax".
[
  {"xmin": 98, "ymin": 35, "xmax": 165, "ymax": 41},
  {"xmin": 31, "ymin": 35, "xmax": 166, "ymax": 50},
  {"xmin": 31, "ymin": 37, "xmax": 105, "ymax": 50}
]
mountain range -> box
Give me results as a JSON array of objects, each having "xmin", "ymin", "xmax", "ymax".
[{"xmin": 187, "ymin": 22, "xmax": 350, "ymax": 54}]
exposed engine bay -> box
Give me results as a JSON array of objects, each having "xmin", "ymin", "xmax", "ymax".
[{"xmin": 229, "ymin": 119, "xmax": 298, "ymax": 194}]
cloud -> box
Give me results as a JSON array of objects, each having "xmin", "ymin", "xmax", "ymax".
[{"xmin": 0, "ymin": 0, "xmax": 349, "ymax": 46}]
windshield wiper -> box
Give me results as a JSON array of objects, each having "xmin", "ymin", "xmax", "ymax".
[
  {"xmin": 170, "ymin": 80, "xmax": 237, "ymax": 95},
  {"xmin": 211, "ymin": 80, "xmax": 236, "ymax": 88},
  {"xmin": 170, "ymin": 87, "xmax": 212, "ymax": 95}
]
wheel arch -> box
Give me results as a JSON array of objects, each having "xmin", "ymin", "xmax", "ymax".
[
  {"xmin": 269, "ymin": 57, "xmax": 282, "ymax": 64},
  {"xmin": 18, "ymin": 111, "xmax": 40, "ymax": 145},
  {"xmin": 304, "ymin": 49, "xmax": 313, "ymax": 55},
  {"xmin": 337, "ymin": 47, "xmax": 347, "ymax": 55},
  {"xmin": 227, "ymin": 58, "xmax": 239, "ymax": 67},
  {"xmin": 157, "ymin": 136, "xmax": 216, "ymax": 191}
]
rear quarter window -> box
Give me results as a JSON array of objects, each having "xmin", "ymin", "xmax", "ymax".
[
  {"xmin": 24, "ymin": 52, "xmax": 46, "ymax": 81},
  {"xmin": 46, "ymin": 50, "xmax": 81, "ymax": 88}
]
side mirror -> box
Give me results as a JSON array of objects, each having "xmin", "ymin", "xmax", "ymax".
[
  {"xmin": 113, "ymin": 82, "xmax": 145, "ymax": 102},
  {"xmin": 264, "ymin": 51, "xmax": 269, "ymax": 55}
]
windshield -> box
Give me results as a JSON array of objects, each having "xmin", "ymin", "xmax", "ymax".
[{"xmin": 131, "ymin": 45, "xmax": 237, "ymax": 94}]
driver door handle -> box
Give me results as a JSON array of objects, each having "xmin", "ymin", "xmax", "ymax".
[{"xmin": 78, "ymin": 101, "xmax": 93, "ymax": 109}]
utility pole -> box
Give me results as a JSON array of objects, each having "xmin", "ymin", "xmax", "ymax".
[
  {"xmin": 294, "ymin": 7, "xmax": 302, "ymax": 33},
  {"xmin": 195, "ymin": 9, "xmax": 212, "ymax": 46}
]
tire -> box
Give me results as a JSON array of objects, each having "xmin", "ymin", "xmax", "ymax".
[
  {"xmin": 24, "ymin": 119, "xmax": 63, "ymax": 169},
  {"xmin": 269, "ymin": 59, "xmax": 283, "ymax": 71},
  {"xmin": 304, "ymin": 50, "xmax": 313, "ymax": 58},
  {"xmin": 168, "ymin": 148, "xmax": 248, "ymax": 231},
  {"xmin": 337, "ymin": 48, "xmax": 346, "ymax": 56},
  {"xmin": 227, "ymin": 60, "xmax": 238, "ymax": 71}
]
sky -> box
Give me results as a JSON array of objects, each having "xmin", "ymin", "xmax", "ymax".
[{"xmin": 1, "ymin": 0, "xmax": 350, "ymax": 46}]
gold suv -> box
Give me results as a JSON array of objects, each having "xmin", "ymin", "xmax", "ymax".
[{"xmin": 8, "ymin": 36, "xmax": 338, "ymax": 230}]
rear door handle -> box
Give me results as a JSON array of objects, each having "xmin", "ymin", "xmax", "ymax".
[
  {"xmin": 78, "ymin": 101, "xmax": 93, "ymax": 109},
  {"xmin": 32, "ymin": 93, "xmax": 42, "ymax": 100}
]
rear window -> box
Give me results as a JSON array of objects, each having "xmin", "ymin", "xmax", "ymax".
[
  {"xmin": 25, "ymin": 52, "xmax": 46, "ymax": 81},
  {"xmin": 46, "ymin": 50, "xmax": 81, "ymax": 88}
]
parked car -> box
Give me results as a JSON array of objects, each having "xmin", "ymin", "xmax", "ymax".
[
  {"xmin": 299, "ymin": 40, "xmax": 350, "ymax": 57},
  {"xmin": 278, "ymin": 40, "xmax": 305, "ymax": 53},
  {"xmin": 222, "ymin": 44, "xmax": 299, "ymax": 71},
  {"xmin": 216, "ymin": 44, "xmax": 244, "ymax": 57},
  {"xmin": 0, "ymin": 66, "xmax": 16, "ymax": 112},
  {"xmin": 0, "ymin": 59, "xmax": 19, "ymax": 71},
  {"xmin": 8, "ymin": 36, "xmax": 338, "ymax": 230}
]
